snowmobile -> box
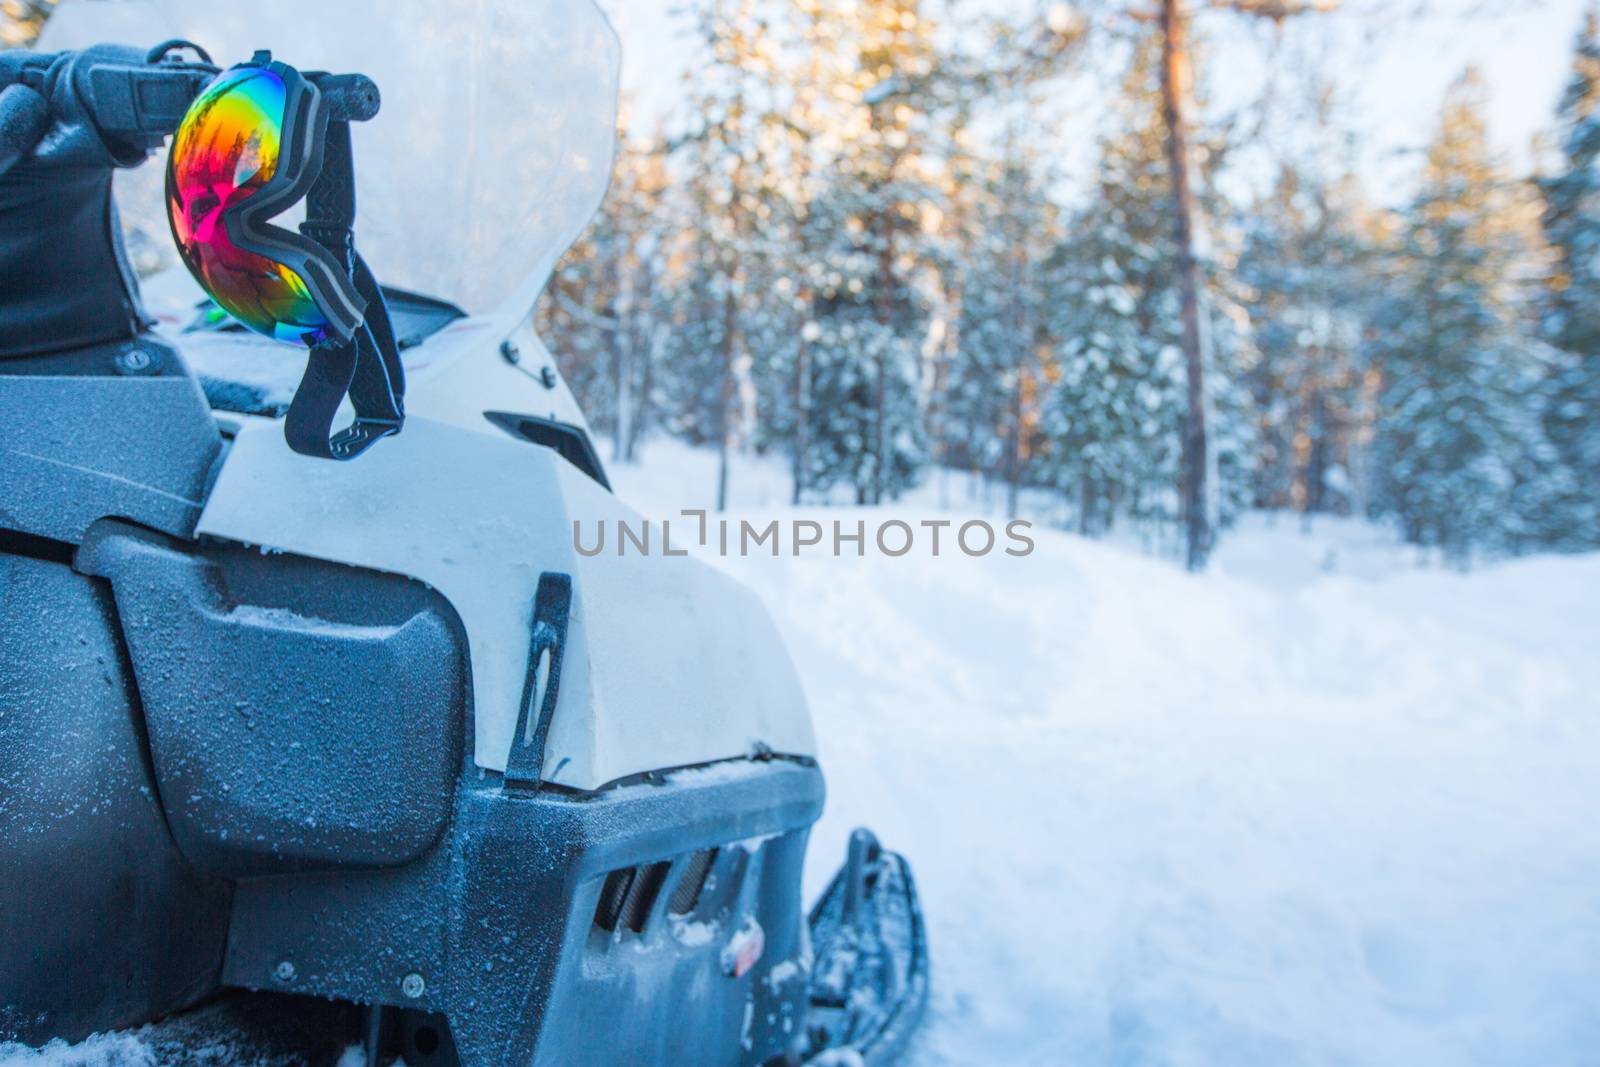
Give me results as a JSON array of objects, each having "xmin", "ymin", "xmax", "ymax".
[{"xmin": 0, "ymin": 2, "xmax": 927, "ymax": 1064}]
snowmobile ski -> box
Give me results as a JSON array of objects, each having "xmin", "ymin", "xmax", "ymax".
[{"xmin": 801, "ymin": 830, "xmax": 930, "ymax": 1066}]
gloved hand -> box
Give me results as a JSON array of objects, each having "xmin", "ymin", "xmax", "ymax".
[
  {"xmin": 0, "ymin": 42, "xmax": 214, "ymax": 178},
  {"xmin": 0, "ymin": 42, "xmax": 214, "ymax": 357},
  {"xmin": 0, "ymin": 81, "xmax": 48, "ymax": 176}
]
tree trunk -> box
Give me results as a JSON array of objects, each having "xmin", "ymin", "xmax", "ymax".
[
  {"xmin": 717, "ymin": 278, "xmax": 738, "ymax": 513},
  {"xmin": 628, "ymin": 320, "xmax": 664, "ymax": 463},
  {"xmin": 1304, "ymin": 381, "xmax": 1329, "ymax": 520},
  {"xmin": 1006, "ymin": 378, "xmax": 1023, "ymax": 520},
  {"xmin": 1158, "ymin": 0, "xmax": 1212, "ymax": 571},
  {"xmin": 792, "ymin": 293, "xmax": 812, "ymax": 506},
  {"xmin": 609, "ymin": 250, "xmax": 630, "ymax": 463},
  {"xmin": 874, "ymin": 208, "xmax": 895, "ymax": 506},
  {"xmin": 1006, "ymin": 261, "xmax": 1027, "ymax": 522},
  {"xmin": 931, "ymin": 307, "xmax": 958, "ymax": 510},
  {"xmin": 613, "ymin": 323, "xmax": 633, "ymax": 465},
  {"xmin": 716, "ymin": 132, "xmax": 748, "ymax": 514},
  {"xmin": 1009, "ymin": 178, "xmax": 1035, "ymax": 523},
  {"xmin": 621, "ymin": 249, "xmax": 661, "ymax": 464}
]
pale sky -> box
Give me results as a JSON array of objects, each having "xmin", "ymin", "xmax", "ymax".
[{"xmin": 595, "ymin": 0, "xmax": 1592, "ymax": 203}]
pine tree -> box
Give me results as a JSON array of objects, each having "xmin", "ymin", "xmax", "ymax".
[
  {"xmin": 1238, "ymin": 164, "xmax": 1374, "ymax": 516},
  {"xmin": 912, "ymin": 10, "xmax": 1082, "ymax": 506},
  {"xmin": 794, "ymin": 0, "xmax": 947, "ymax": 504},
  {"xmin": 756, "ymin": 0, "xmax": 857, "ymax": 504},
  {"xmin": 944, "ymin": 123, "xmax": 1059, "ymax": 518},
  {"xmin": 660, "ymin": 0, "xmax": 794, "ymax": 509},
  {"xmin": 1370, "ymin": 70, "xmax": 1550, "ymax": 560},
  {"xmin": 1537, "ymin": 6, "xmax": 1600, "ymax": 547},
  {"xmin": 1041, "ymin": 123, "xmax": 1178, "ymax": 531},
  {"xmin": 1039, "ymin": 41, "xmax": 1197, "ymax": 535}
]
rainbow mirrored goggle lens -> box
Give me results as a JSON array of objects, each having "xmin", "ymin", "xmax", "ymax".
[{"xmin": 166, "ymin": 66, "xmax": 331, "ymax": 347}]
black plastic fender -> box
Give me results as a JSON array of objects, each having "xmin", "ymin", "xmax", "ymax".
[{"xmin": 0, "ymin": 550, "xmax": 231, "ymax": 1044}]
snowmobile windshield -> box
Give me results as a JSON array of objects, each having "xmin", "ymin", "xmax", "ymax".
[{"xmin": 37, "ymin": 0, "xmax": 621, "ymax": 320}]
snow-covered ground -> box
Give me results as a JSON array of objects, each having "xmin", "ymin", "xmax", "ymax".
[
  {"xmin": 6, "ymin": 442, "xmax": 1597, "ymax": 1067},
  {"xmin": 613, "ymin": 442, "xmax": 1600, "ymax": 1067}
]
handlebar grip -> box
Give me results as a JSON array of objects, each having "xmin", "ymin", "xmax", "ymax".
[
  {"xmin": 83, "ymin": 60, "xmax": 216, "ymax": 138},
  {"xmin": 0, "ymin": 83, "xmax": 49, "ymax": 177},
  {"xmin": 310, "ymin": 73, "xmax": 380, "ymax": 123}
]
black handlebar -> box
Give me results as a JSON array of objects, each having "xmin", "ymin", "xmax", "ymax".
[
  {"xmin": 0, "ymin": 45, "xmax": 217, "ymax": 176},
  {"xmin": 309, "ymin": 72, "xmax": 381, "ymax": 123},
  {"xmin": 0, "ymin": 43, "xmax": 383, "ymax": 361},
  {"xmin": 79, "ymin": 56, "xmax": 216, "ymax": 143},
  {"xmin": 0, "ymin": 46, "xmax": 381, "ymax": 180}
]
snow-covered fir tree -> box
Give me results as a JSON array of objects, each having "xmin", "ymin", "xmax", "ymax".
[
  {"xmin": 533, "ymin": 0, "xmax": 1583, "ymax": 560},
  {"xmin": 756, "ymin": 0, "xmax": 860, "ymax": 504},
  {"xmin": 1036, "ymin": 53, "xmax": 1180, "ymax": 533},
  {"xmin": 1370, "ymin": 70, "xmax": 1552, "ymax": 560},
  {"xmin": 943, "ymin": 118, "xmax": 1059, "ymax": 518},
  {"xmin": 1237, "ymin": 163, "xmax": 1375, "ymax": 516},
  {"xmin": 1040, "ymin": 37, "xmax": 1254, "ymax": 536},
  {"xmin": 659, "ymin": 0, "xmax": 793, "ymax": 509},
  {"xmin": 1537, "ymin": 6, "xmax": 1600, "ymax": 548},
  {"xmin": 800, "ymin": 0, "xmax": 950, "ymax": 505}
]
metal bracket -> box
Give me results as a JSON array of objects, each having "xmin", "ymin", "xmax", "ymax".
[{"xmin": 504, "ymin": 572, "xmax": 573, "ymax": 792}]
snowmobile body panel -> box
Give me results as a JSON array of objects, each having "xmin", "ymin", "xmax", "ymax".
[
  {"xmin": 0, "ymin": 340, "xmax": 228, "ymax": 1043},
  {"xmin": 74, "ymin": 520, "xmax": 471, "ymax": 877},
  {"xmin": 0, "ymin": 293, "xmax": 833, "ymax": 1065},
  {"xmin": 0, "ymin": 334, "xmax": 220, "ymax": 543},
  {"xmin": 218, "ymin": 762, "xmax": 823, "ymax": 1067},
  {"xmin": 0, "ymin": 549, "xmax": 233, "ymax": 1045},
  {"xmin": 398, "ymin": 313, "xmax": 592, "ymax": 448},
  {"xmin": 194, "ymin": 413, "xmax": 816, "ymax": 788}
]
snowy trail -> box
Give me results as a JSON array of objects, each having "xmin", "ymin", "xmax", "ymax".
[
  {"xmin": 616, "ymin": 447, "xmax": 1600, "ymax": 1066},
  {"xmin": 733, "ymin": 520, "xmax": 1600, "ymax": 1065}
]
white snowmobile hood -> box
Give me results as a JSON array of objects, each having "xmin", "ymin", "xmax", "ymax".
[{"xmin": 197, "ymin": 409, "xmax": 817, "ymax": 787}]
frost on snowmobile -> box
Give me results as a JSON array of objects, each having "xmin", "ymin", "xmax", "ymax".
[{"xmin": 0, "ymin": 2, "xmax": 927, "ymax": 1064}]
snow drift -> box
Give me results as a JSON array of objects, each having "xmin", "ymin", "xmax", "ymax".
[{"xmin": 617, "ymin": 445, "xmax": 1600, "ymax": 1067}]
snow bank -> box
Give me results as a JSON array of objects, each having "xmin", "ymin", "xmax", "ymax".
[
  {"xmin": 613, "ymin": 446, "xmax": 1600, "ymax": 1066},
  {"xmin": 0, "ymin": 1034, "xmax": 157, "ymax": 1067}
]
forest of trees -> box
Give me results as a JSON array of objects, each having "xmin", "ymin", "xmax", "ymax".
[
  {"xmin": 539, "ymin": 0, "xmax": 1600, "ymax": 567},
  {"xmin": 4, "ymin": 0, "xmax": 1593, "ymax": 566}
]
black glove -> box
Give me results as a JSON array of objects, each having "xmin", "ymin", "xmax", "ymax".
[{"xmin": 0, "ymin": 42, "xmax": 214, "ymax": 358}]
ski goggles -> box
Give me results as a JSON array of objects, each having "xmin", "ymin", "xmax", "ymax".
[
  {"xmin": 166, "ymin": 57, "xmax": 364, "ymax": 345},
  {"xmin": 165, "ymin": 52, "xmax": 404, "ymax": 460}
]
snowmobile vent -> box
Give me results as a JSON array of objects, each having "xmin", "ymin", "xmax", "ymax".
[
  {"xmin": 483, "ymin": 411, "xmax": 612, "ymax": 491},
  {"xmin": 594, "ymin": 861, "xmax": 670, "ymax": 934},
  {"xmin": 594, "ymin": 849, "xmax": 719, "ymax": 935},
  {"xmin": 593, "ymin": 868, "xmax": 634, "ymax": 933},
  {"xmin": 619, "ymin": 861, "xmax": 671, "ymax": 932},
  {"xmin": 668, "ymin": 848, "xmax": 718, "ymax": 915}
]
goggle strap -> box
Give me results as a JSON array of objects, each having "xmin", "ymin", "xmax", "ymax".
[
  {"xmin": 351, "ymin": 248, "xmax": 405, "ymax": 402},
  {"xmin": 285, "ymin": 111, "xmax": 406, "ymax": 461},
  {"xmin": 284, "ymin": 316, "xmax": 402, "ymax": 460},
  {"xmin": 301, "ymin": 116, "xmax": 356, "ymax": 266}
]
